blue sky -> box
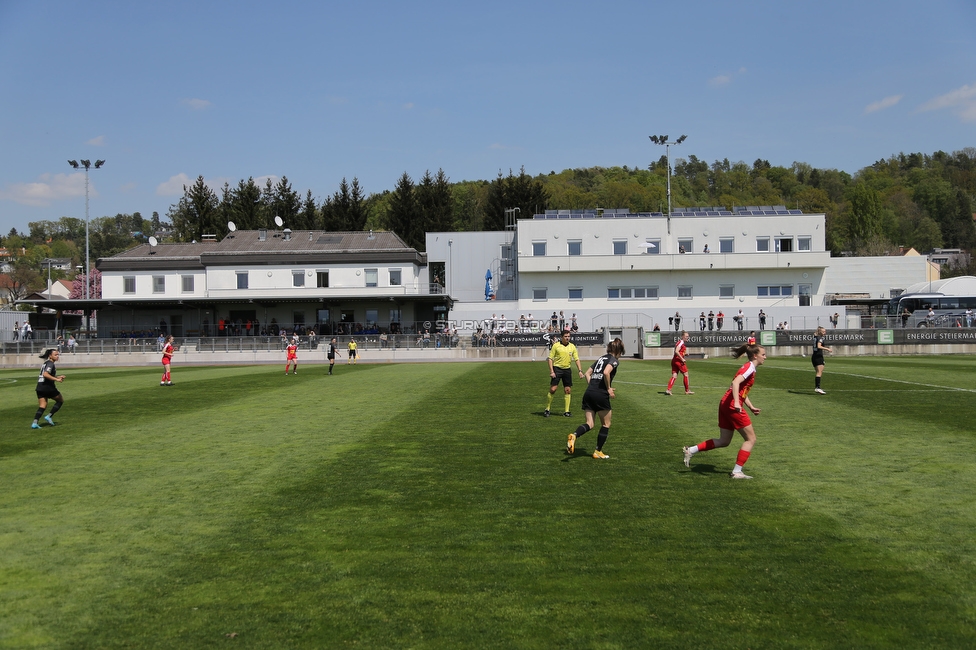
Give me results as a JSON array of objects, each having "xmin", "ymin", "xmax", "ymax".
[{"xmin": 1, "ymin": 0, "xmax": 974, "ymax": 235}]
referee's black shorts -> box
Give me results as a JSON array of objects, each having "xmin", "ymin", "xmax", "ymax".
[{"xmin": 550, "ymin": 367, "xmax": 573, "ymax": 387}]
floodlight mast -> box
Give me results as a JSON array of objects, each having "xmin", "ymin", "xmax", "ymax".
[
  {"xmin": 67, "ymin": 159, "xmax": 105, "ymax": 332},
  {"xmin": 649, "ymin": 135, "xmax": 686, "ymax": 234}
]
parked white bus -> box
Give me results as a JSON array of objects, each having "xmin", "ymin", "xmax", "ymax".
[{"xmin": 886, "ymin": 276, "xmax": 976, "ymax": 327}]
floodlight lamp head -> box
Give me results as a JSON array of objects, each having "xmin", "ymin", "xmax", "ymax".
[
  {"xmin": 94, "ymin": 160, "xmax": 105, "ymax": 168},
  {"xmin": 80, "ymin": 159, "xmax": 91, "ymax": 169},
  {"xmin": 68, "ymin": 160, "xmax": 79, "ymax": 168},
  {"xmin": 676, "ymin": 135, "xmax": 687, "ymax": 144}
]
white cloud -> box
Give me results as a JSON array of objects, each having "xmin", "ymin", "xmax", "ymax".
[
  {"xmin": 708, "ymin": 68, "xmax": 746, "ymax": 88},
  {"xmin": 864, "ymin": 94, "xmax": 903, "ymax": 114},
  {"xmin": 917, "ymin": 83, "xmax": 976, "ymax": 122},
  {"xmin": 181, "ymin": 98, "xmax": 212, "ymax": 110},
  {"xmin": 156, "ymin": 173, "xmax": 194, "ymax": 196},
  {"xmin": 402, "ymin": 102, "xmax": 415, "ymax": 110},
  {"xmin": 86, "ymin": 135, "xmax": 106, "ymax": 146},
  {"xmin": 0, "ymin": 173, "xmax": 91, "ymax": 207}
]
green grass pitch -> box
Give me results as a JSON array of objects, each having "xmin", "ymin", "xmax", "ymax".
[{"xmin": 1, "ymin": 354, "xmax": 975, "ymax": 648}]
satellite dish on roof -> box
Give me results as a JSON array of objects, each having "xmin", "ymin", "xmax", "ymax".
[
  {"xmin": 274, "ymin": 215, "xmax": 283, "ymax": 227},
  {"xmin": 148, "ymin": 236, "xmax": 158, "ymax": 247},
  {"xmin": 227, "ymin": 221, "xmax": 237, "ymax": 232}
]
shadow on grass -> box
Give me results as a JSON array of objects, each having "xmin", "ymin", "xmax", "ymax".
[{"xmin": 686, "ymin": 463, "xmax": 728, "ymax": 476}]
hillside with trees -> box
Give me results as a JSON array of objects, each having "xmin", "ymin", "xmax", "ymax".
[{"xmin": 4, "ymin": 148, "xmax": 975, "ymax": 303}]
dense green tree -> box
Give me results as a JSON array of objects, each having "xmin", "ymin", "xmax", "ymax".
[
  {"xmin": 846, "ymin": 183, "xmax": 885, "ymax": 249},
  {"xmin": 321, "ymin": 177, "xmax": 367, "ymax": 231},
  {"xmin": 416, "ymin": 169, "xmax": 454, "ymax": 234},
  {"xmin": 169, "ymin": 176, "xmax": 222, "ymax": 241},
  {"xmin": 386, "ymin": 173, "xmax": 420, "ymax": 248},
  {"xmin": 484, "ymin": 167, "xmax": 550, "ymax": 230},
  {"xmin": 224, "ymin": 178, "xmax": 264, "ymax": 231},
  {"xmin": 293, "ymin": 190, "xmax": 318, "ymax": 230}
]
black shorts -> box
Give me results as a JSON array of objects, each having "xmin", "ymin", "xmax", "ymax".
[
  {"xmin": 811, "ymin": 353, "xmax": 825, "ymax": 367},
  {"xmin": 550, "ymin": 367, "xmax": 573, "ymax": 388},
  {"xmin": 582, "ymin": 388, "xmax": 612, "ymax": 413},
  {"xmin": 36, "ymin": 387, "xmax": 61, "ymax": 400},
  {"xmin": 328, "ymin": 354, "xmax": 335, "ymax": 361}
]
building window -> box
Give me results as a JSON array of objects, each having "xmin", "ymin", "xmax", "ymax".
[
  {"xmin": 719, "ymin": 285, "xmax": 735, "ymax": 299},
  {"xmin": 798, "ymin": 237, "xmax": 812, "ymax": 251},
  {"xmin": 568, "ymin": 240, "xmax": 582, "ymax": 256},
  {"xmin": 365, "ymin": 309, "xmax": 378, "ymax": 328},
  {"xmin": 720, "ymin": 238, "xmax": 734, "ymax": 253},
  {"xmin": 569, "ymin": 288, "xmax": 583, "ymax": 301},
  {"xmin": 608, "ymin": 287, "xmax": 659, "ymax": 300},
  {"xmin": 389, "ymin": 269, "xmax": 402, "ymax": 286},
  {"xmin": 236, "ymin": 272, "xmax": 248, "ymax": 289},
  {"xmin": 533, "ymin": 287, "xmax": 547, "ymax": 301},
  {"xmin": 678, "ymin": 285, "xmax": 693, "ymax": 299},
  {"xmin": 799, "ymin": 283, "xmax": 812, "ymax": 306},
  {"xmin": 758, "ymin": 285, "xmax": 793, "ymax": 297},
  {"xmin": 756, "ymin": 237, "xmax": 770, "ymax": 252},
  {"xmin": 316, "ymin": 271, "xmax": 329, "ymax": 288},
  {"xmin": 643, "ymin": 239, "xmax": 660, "ymax": 254},
  {"xmin": 532, "ymin": 241, "xmax": 546, "ymax": 256},
  {"xmin": 775, "ymin": 237, "xmax": 793, "ymax": 252},
  {"xmin": 293, "ymin": 271, "xmax": 305, "ymax": 287},
  {"xmin": 613, "ymin": 240, "xmax": 627, "ymax": 255},
  {"xmin": 365, "ymin": 269, "xmax": 378, "ymax": 287},
  {"xmin": 152, "ymin": 276, "xmax": 165, "ymax": 294},
  {"xmin": 677, "ymin": 238, "xmax": 693, "ymax": 254},
  {"xmin": 181, "ymin": 275, "xmax": 194, "ymax": 293},
  {"xmin": 123, "ymin": 276, "xmax": 135, "ymax": 294}
]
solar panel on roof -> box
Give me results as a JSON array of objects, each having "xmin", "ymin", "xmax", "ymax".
[
  {"xmin": 719, "ymin": 211, "xmax": 732, "ymax": 215},
  {"xmin": 788, "ymin": 209, "xmax": 802, "ymax": 215},
  {"xmin": 775, "ymin": 210, "xmax": 789, "ymax": 215}
]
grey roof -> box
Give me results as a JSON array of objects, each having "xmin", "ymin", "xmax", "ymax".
[{"xmin": 97, "ymin": 230, "xmax": 425, "ymax": 271}]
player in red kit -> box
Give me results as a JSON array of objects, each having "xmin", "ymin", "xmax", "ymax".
[
  {"xmin": 285, "ymin": 336, "xmax": 299, "ymax": 375},
  {"xmin": 683, "ymin": 342, "xmax": 766, "ymax": 479},
  {"xmin": 666, "ymin": 331, "xmax": 694, "ymax": 395},
  {"xmin": 160, "ymin": 335, "xmax": 174, "ymax": 386}
]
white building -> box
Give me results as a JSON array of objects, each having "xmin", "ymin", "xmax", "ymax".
[
  {"xmin": 430, "ymin": 207, "xmax": 933, "ymax": 332},
  {"xmin": 48, "ymin": 229, "xmax": 449, "ymax": 337}
]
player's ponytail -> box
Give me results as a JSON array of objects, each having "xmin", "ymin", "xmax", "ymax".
[
  {"xmin": 607, "ymin": 338, "xmax": 625, "ymax": 357},
  {"xmin": 39, "ymin": 348, "xmax": 55, "ymax": 360},
  {"xmin": 731, "ymin": 342, "xmax": 762, "ymax": 359}
]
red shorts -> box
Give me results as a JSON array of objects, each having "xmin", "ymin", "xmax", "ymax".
[
  {"xmin": 671, "ymin": 359, "xmax": 687, "ymax": 374},
  {"xmin": 287, "ymin": 353, "xmax": 298, "ymax": 361},
  {"xmin": 718, "ymin": 398, "xmax": 752, "ymax": 430}
]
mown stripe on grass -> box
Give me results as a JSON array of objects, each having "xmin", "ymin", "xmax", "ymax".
[{"xmin": 38, "ymin": 362, "xmax": 976, "ymax": 648}]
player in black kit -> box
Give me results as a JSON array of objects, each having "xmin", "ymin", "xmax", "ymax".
[
  {"xmin": 566, "ymin": 338, "xmax": 624, "ymax": 459},
  {"xmin": 32, "ymin": 348, "xmax": 66, "ymax": 429}
]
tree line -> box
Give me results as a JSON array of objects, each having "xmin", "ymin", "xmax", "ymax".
[{"xmin": 5, "ymin": 148, "xmax": 975, "ymax": 303}]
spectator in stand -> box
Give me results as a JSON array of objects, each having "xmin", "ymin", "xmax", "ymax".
[
  {"xmin": 758, "ymin": 310, "xmax": 767, "ymax": 330},
  {"xmin": 708, "ymin": 311, "xmax": 715, "ymax": 331},
  {"xmin": 716, "ymin": 311, "xmax": 724, "ymax": 331},
  {"xmin": 13, "ymin": 321, "xmax": 19, "ymax": 341},
  {"xmin": 699, "ymin": 312, "xmax": 706, "ymax": 331},
  {"xmin": 571, "ymin": 313, "xmax": 578, "ymax": 331},
  {"xmin": 674, "ymin": 312, "xmax": 681, "ymax": 331}
]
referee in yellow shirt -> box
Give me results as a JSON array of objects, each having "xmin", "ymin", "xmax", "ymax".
[{"xmin": 545, "ymin": 327, "xmax": 585, "ymax": 417}]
